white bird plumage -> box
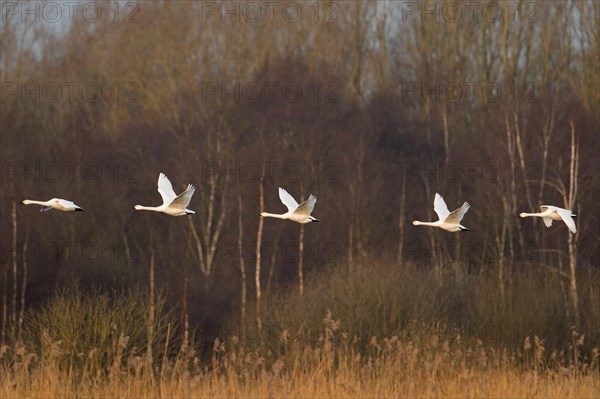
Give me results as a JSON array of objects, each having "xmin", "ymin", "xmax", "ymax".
[
  {"xmin": 412, "ymin": 193, "xmax": 470, "ymax": 232},
  {"xmin": 133, "ymin": 173, "xmax": 196, "ymax": 216},
  {"xmin": 261, "ymin": 187, "xmax": 320, "ymax": 224},
  {"xmin": 519, "ymin": 205, "xmax": 577, "ymax": 234},
  {"xmin": 22, "ymin": 198, "xmax": 84, "ymax": 212}
]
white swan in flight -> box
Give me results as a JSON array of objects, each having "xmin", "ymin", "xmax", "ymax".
[
  {"xmin": 22, "ymin": 198, "xmax": 84, "ymax": 212},
  {"xmin": 261, "ymin": 187, "xmax": 320, "ymax": 224},
  {"xmin": 412, "ymin": 193, "xmax": 470, "ymax": 232},
  {"xmin": 133, "ymin": 173, "xmax": 196, "ymax": 216},
  {"xmin": 519, "ymin": 205, "xmax": 576, "ymax": 234}
]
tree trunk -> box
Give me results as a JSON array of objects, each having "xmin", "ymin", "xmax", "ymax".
[
  {"xmin": 266, "ymin": 225, "xmax": 282, "ymax": 297},
  {"xmin": 298, "ymin": 224, "xmax": 305, "ymax": 296},
  {"xmin": 147, "ymin": 237, "xmax": 155, "ymax": 366},
  {"xmin": 11, "ymin": 200, "xmax": 17, "ymax": 337},
  {"xmin": 181, "ymin": 260, "xmax": 189, "ymax": 354},
  {"xmin": 18, "ymin": 224, "xmax": 28, "ymax": 341},
  {"xmin": 442, "ymin": 107, "xmax": 450, "ymax": 167},
  {"xmin": 238, "ymin": 191, "xmax": 247, "ymax": 325},
  {"xmin": 255, "ymin": 167, "xmax": 265, "ymax": 328},
  {"xmin": 348, "ymin": 221, "xmax": 354, "ymax": 272},
  {"xmin": 397, "ymin": 174, "xmax": 406, "ymax": 265},
  {"xmin": 566, "ymin": 120, "xmax": 579, "ymax": 324}
]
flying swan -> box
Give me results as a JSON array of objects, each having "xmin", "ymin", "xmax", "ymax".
[
  {"xmin": 133, "ymin": 173, "xmax": 196, "ymax": 216},
  {"xmin": 22, "ymin": 198, "xmax": 84, "ymax": 212},
  {"xmin": 519, "ymin": 205, "xmax": 577, "ymax": 234},
  {"xmin": 261, "ymin": 187, "xmax": 320, "ymax": 224},
  {"xmin": 412, "ymin": 193, "xmax": 470, "ymax": 232}
]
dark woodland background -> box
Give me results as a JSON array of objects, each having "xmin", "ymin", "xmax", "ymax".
[{"xmin": 1, "ymin": 1, "xmax": 598, "ymax": 352}]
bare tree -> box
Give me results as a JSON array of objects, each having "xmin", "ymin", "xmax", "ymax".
[
  {"xmin": 1, "ymin": 250, "xmax": 6, "ymax": 343},
  {"xmin": 238, "ymin": 191, "xmax": 247, "ymax": 325},
  {"xmin": 397, "ymin": 171, "xmax": 407, "ymax": 265},
  {"xmin": 255, "ymin": 167, "xmax": 266, "ymax": 327},
  {"xmin": 298, "ymin": 190, "xmax": 305, "ymax": 296},
  {"xmin": 181, "ymin": 253, "xmax": 189, "ymax": 354},
  {"xmin": 265, "ymin": 224, "xmax": 283, "ymax": 298},
  {"xmin": 539, "ymin": 120, "xmax": 581, "ymax": 323},
  {"xmin": 188, "ymin": 171, "xmax": 228, "ymax": 291},
  {"xmin": 11, "ymin": 200, "xmax": 17, "ymax": 337},
  {"xmin": 565, "ymin": 121, "xmax": 580, "ymax": 323},
  {"xmin": 18, "ymin": 223, "xmax": 28, "ymax": 341},
  {"xmin": 147, "ymin": 235, "xmax": 156, "ymax": 366}
]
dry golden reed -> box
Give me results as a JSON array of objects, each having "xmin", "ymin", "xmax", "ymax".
[{"xmin": 2, "ymin": 310, "xmax": 598, "ymax": 398}]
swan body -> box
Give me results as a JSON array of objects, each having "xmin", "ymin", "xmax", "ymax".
[
  {"xmin": 133, "ymin": 173, "xmax": 196, "ymax": 216},
  {"xmin": 519, "ymin": 205, "xmax": 576, "ymax": 234},
  {"xmin": 261, "ymin": 187, "xmax": 319, "ymax": 224},
  {"xmin": 22, "ymin": 198, "xmax": 84, "ymax": 212},
  {"xmin": 412, "ymin": 193, "xmax": 470, "ymax": 232}
]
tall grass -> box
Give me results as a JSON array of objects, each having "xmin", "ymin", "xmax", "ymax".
[
  {"xmin": 13, "ymin": 287, "xmax": 179, "ymax": 377},
  {"xmin": 1, "ymin": 262, "xmax": 599, "ymax": 397},
  {"xmin": 258, "ymin": 262, "xmax": 599, "ymax": 354}
]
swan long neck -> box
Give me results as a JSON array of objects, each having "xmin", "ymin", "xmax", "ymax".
[
  {"xmin": 520, "ymin": 212, "xmax": 542, "ymax": 218},
  {"xmin": 413, "ymin": 220, "xmax": 438, "ymax": 226},
  {"xmin": 261, "ymin": 212, "xmax": 287, "ymax": 219},
  {"xmin": 134, "ymin": 205, "xmax": 162, "ymax": 212},
  {"xmin": 23, "ymin": 199, "xmax": 47, "ymax": 206}
]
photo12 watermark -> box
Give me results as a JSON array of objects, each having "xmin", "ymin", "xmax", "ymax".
[
  {"xmin": 198, "ymin": 318, "xmax": 550, "ymax": 346},
  {"xmin": 1, "ymin": 1, "xmax": 140, "ymax": 24},
  {"xmin": 193, "ymin": 239, "xmax": 342, "ymax": 266},
  {"xmin": 398, "ymin": 81, "xmax": 539, "ymax": 104},
  {"xmin": 400, "ymin": 161, "xmax": 541, "ymax": 184},
  {"xmin": 200, "ymin": 81, "xmax": 339, "ymax": 104},
  {"xmin": 1, "ymin": 162, "xmax": 140, "ymax": 184},
  {"xmin": 2, "ymin": 161, "xmax": 338, "ymax": 185},
  {"xmin": 400, "ymin": 240, "xmax": 541, "ymax": 265},
  {"xmin": 396, "ymin": 320, "xmax": 548, "ymax": 345},
  {"xmin": 399, "ymin": 1, "xmax": 539, "ymax": 24},
  {"xmin": 1, "ymin": 240, "xmax": 141, "ymax": 266},
  {"xmin": 1, "ymin": 81, "xmax": 141, "ymax": 104},
  {"xmin": 198, "ymin": 1, "xmax": 341, "ymax": 24},
  {"xmin": 201, "ymin": 161, "xmax": 339, "ymax": 184}
]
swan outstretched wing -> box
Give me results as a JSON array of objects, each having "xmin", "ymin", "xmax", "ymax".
[
  {"xmin": 170, "ymin": 184, "xmax": 196, "ymax": 209},
  {"xmin": 433, "ymin": 193, "xmax": 450, "ymax": 221},
  {"xmin": 158, "ymin": 173, "xmax": 178, "ymax": 205},
  {"xmin": 556, "ymin": 208, "xmax": 577, "ymax": 233},
  {"xmin": 540, "ymin": 206, "xmax": 555, "ymax": 227},
  {"xmin": 279, "ymin": 187, "xmax": 299, "ymax": 212},
  {"xmin": 542, "ymin": 217, "xmax": 553, "ymax": 227},
  {"xmin": 294, "ymin": 194, "xmax": 317, "ymax": 216},
  {"xmin": 57, "ymin": 199, "xmax": 78, "ymax": 209},
  {"xmin": 445, "ymin": 202, "xmax": 470, "ymax": 223}
]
